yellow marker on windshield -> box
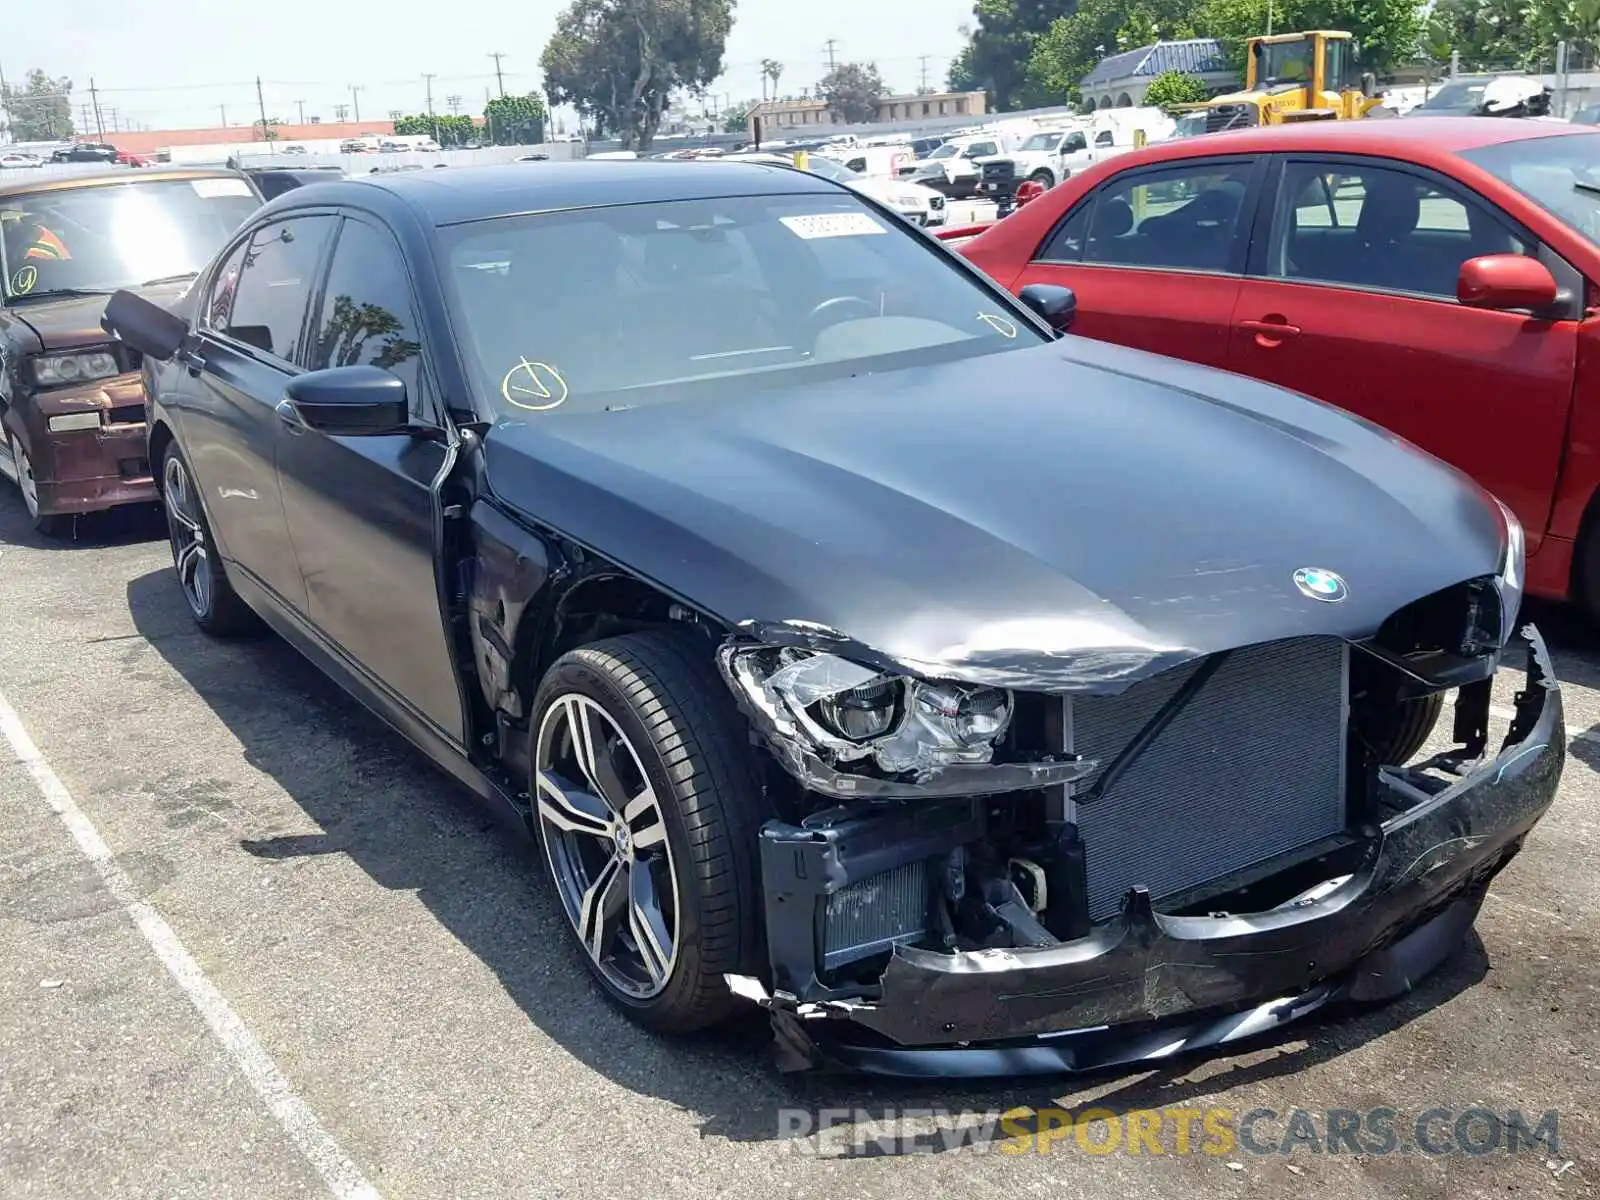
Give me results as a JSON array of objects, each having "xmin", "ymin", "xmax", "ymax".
[
  {"xmin": 11, "ymin": 265, "xmax": 37, "ymax": 295},
  {"xmin": 500, "ymin": 357, "xmax": 569, "ymax": 412}
]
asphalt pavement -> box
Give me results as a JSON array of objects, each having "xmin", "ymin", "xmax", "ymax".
[{"xmin": 0, "ymin": 492, "xmax": 1594, "ymax": 1200}]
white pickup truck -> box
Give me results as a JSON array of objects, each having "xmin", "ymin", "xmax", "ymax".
[{"xmin": 977, "ymin": 108, "xmax": 1178, "ymax": 196}]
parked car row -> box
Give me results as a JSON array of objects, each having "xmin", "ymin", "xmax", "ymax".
[{"xmin": 0, "ymin": 138, "xmax": 1571, "ymax": 1080}]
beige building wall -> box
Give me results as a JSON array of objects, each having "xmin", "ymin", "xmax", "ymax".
[{"xmin": 748, "ymin": 90, "xmax": 987, "ymax": 136}]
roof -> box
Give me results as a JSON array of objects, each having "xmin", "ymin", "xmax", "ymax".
[
  {"xmin": 0, "ymin": 166, "xmax": 248, "ymax": 198},
  {"xmin": 1081, "ymin": 39, "xmax": 1229, "ymax": 89},
  {"xmin": 1125, "ymin": 115, "xmax": 1598, "ymax": 159},
  {"xmin": 277, "ymin": 159, "xmax": 841, "ymax": 226}
]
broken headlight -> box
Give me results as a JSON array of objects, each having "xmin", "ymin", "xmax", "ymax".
[
  {"xmin": 724, "ymin": 646, "xmax": 1014, "ymax": 779},
  {"xmin": 1494, "ymin": 497, "xmax": 1525, "ymax": 646}
]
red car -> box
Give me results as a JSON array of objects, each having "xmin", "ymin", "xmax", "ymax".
[{"xmin": 959, "ymin": 118, "xmax": 1600, "ymax": 617}]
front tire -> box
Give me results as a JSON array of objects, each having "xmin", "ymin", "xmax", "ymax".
[
  {"xmin": 160, "ymin": 443, "xmax": 257, "ymax": 637},
  {"xmin": 530, "ymin": 631, "xmax": 766, "ymax": 1033},
  {"xmin": 6, "ymin": 430, "xmax": 72, "ymax": 538},
  {"xmin": 1027, "ymin": 168, "xmax": 1055, "ymax": 188}
]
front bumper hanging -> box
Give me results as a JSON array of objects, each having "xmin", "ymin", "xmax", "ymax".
[{"xmin": 729, "ymin": 625, "xmax": 1564, "ymax": 1077}]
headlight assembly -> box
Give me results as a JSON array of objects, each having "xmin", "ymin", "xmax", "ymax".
[
  {"xmin": 1494, "ymin": 497, "xmax": 1525, "ymax": 646},
  {"xmin": 720, "ymin": 645, "xmax": 1093, "ymax": 799},
  {"xmin": 32, "ymin": 349, "xmax": 120, "ymax": 388}
]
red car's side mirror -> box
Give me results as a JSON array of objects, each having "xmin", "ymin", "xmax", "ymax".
[{"xmin": 1457, "ymin": 254, "xmax": 1559, "ymax": 313}]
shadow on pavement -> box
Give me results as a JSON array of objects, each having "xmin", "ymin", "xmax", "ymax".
[
  {"xmin": 126, "ymin": 565, "xmax": 1491, "ymax": 1148},
  {"xmin": 0, "ymin": 486, "xmax": 164, "ymax": 551}
]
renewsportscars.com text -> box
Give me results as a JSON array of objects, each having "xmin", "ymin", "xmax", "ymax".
[{"xmin": 778, "ymin": 1105, "xmax": 1563, "ymax": 1158}]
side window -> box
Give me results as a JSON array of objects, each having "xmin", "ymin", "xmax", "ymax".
[
  {"xmin": 845, "ymin": 156, "xmax": 867, "ymax": 173},
  {"xmin": 1094, "ymin": 130, "xmax": 1115, "ymax": 148},
  {"xmin": 308, "ymin": 218, "xmax": 426, "ymax": 416},
  {"xmin": 965, "ymin": 142, "xmax": 996, "ymax": 158},
  {"xmin": 1079, "ymin": 161, "xmax": 1256, "ymax": 273},
  {"xmin": 1267, "ymin": 160, "xmax": 1531, "ymax": 299},
  {"xmin": 1063, "ymin": 132, "xmax": 1087, "ymax": 154},
  {"xmin": 212, "ymin": 216, "xmax": 335, "ymax": 361},
  {"xmin": 1036, "ymin": 202, "xmax": 1092, "ymax": 263}
]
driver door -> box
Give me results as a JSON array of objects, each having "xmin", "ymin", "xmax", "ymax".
[{"xmin": 274, "ymin": 212, "xmax": 470, "ymax": 748}]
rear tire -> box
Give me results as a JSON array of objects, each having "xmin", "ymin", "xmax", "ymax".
[
  {"xmin": 1028, "ymin": 169, "xmax": 1055, "ymax": 188},
  {"xmin": 160, "ymin": 443, "xmax": 258, "ymax": 637},
  {"xmin": 529, "ymin": 630, "xmax": 766, "ymax": 1034}
]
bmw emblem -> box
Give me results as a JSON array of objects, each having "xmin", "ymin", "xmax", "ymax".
[{"xmin": 1294, "ymin": 567, "xmax": 1348, "ymax": 602}]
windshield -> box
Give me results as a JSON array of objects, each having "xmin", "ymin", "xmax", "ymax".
[
  {"xmin": 806, "ymin": 156, "xmax": 862, "ymax": 182},
  {"xmin": 1019, "ymin": 133, "xmax": 1058, "ymax": 152},
  {"xmin": 440, "ymin": 192, "xmax": 1043, "ymax": 417},
  {"xmin": 1254, "ymin": 37, "xmax": 1313, "ymax": 86},
  {"xmin": 1417, "ymin": 79, "xmax": 1490, "ymax": 113},
  {"xmin": 0, "ymin": 177, "xmax": 259, "ymax": 302},
  {"xmin": 1459, "ymin": 132, "xmax": 1600, "ymax": 246},
  {"xmin": 927, "ymin": 143, "xmax": 959, "ymax": 160}
]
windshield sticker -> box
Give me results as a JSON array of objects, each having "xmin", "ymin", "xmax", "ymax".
[
  {"xmin": 977, "ymin": 313, "xmax": 1018, "ymax": 338},
  {"xmin": 192, "ymin": 178, "xmax": 255, "ymax": 198},
  {"xmin": 10, "ymin": 265, "xmax": 37, "ymax": 295},
  {"xmin": 779, "ymin": 212, "xmax": 887, "ymax": 240},
  {"xmin": 500, "ymin": 357, "xmax": 569, "ymax": 412}
]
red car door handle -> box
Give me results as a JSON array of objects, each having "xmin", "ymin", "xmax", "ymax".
[{"xmin": 1238, "ymin": 318, "xmax": 1302, "ymax": 341}]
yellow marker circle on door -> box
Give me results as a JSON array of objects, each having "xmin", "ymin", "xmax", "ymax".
[
  {"xmin": 500, "ymin": 358, "xmax": 569, "ymax": 412},
  {"xmin": 11, "ymin": 265, "xmax": 37, "ymax": 295}
]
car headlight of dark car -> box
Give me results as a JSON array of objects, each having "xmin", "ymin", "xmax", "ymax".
[
  {"xmin": 1494, "ymin": 496, "xmax": 1525, "ymax": 647},
  {"xmin": 723, "ymin": 646, "xmax": 1014, "ymax": 776},
  {"xmin": 32, "ymin": 349, "xmax": 120, "ymax": 388}
]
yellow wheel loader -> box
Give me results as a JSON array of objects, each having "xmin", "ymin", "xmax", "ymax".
[{"xmin": 1179, "ymin": 31, "xmax": 1387, "ymax": 132}]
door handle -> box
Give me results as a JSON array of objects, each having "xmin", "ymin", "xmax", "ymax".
[
  {"xmin": 275, "ymin": 397, "xmax": 308, "ymax": 435},
  {"xmin": 1237, "ymin": 317, "xmax": 1301, "ymax": 344}
]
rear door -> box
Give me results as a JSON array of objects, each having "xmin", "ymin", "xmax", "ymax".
[
  {"xmin": 1227, "ymin": 155, "xmax": 1579, "ymax": 547},
  {"xmin": 183, "ymin": 214, "xmax": 338, "ymax": 612},
  {"xmin": 275, "ymin": 212, "xmax": 469, "ymax": 748},
  {"xmin": 1012, "ymin": 155, "xmax": 1265, "ymax": 368}
]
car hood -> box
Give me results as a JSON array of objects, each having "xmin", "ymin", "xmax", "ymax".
[
  {"xmin": 481, "ymin": 337, "xmax": 1505, "ymax": 693},
  {"xmin": 5, "ymin": 281, "xmax": 193, "ymax": 353}
]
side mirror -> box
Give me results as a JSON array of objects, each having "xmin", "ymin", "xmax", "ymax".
[
  {"xmin": 1457, "ymin": 254, "xmax": 1559, "ymax": 313},
  {"xmin": 1018, "ymin": 283, "xmax": 1077, "ymax": 333},
  {"xmin": 281, "ymin": 365, "xmax": 410, "ymax": 436},
  {"xmin": 103, "ymin": 289, "xmax": 188, "ymax": 362}
]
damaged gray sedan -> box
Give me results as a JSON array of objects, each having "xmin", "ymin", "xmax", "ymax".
[{"xmin": 105, "ymin": 161, "xmax": 1562, "ymax": 1076}]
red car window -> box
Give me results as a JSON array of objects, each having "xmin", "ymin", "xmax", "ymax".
[{"xmin": 1264, "ymin": 161, "xmax": 1531, "ymax": 299}]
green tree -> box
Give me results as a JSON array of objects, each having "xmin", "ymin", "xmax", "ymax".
[
  {"xmin": 722, "ymin": 101, "xmax": 753, "ymax": 132},
  {"xmin": 253, "ymin": 117, "xmax": 284, "ymax": 142},
  {"xmin": 1425, "ymin": 0, "xmax": 1597, "ymax": 71},
  {"xmin": 947, "ymin": 41, "xmax": 981, "ymax": 91},
  {"xmin": 958, "ymin": 0, "xmax": 1080, "ymax": 111},
  {"xmin": 1143, "ymin": 69, "xmax": 1212, "ymax": 106},
  {"xmin": 760, "ymin": 57, "xmax": 784, "ymax": 99},
  {"xmin": 1194, "ymin": 0, "xmax": 1425, "ymax": 73},
  {"xmin": 540, "ymin": 0, "xmax": 735, "ymax": 150},
  {"xmin": 819, "ymin": 61, "xmax": 887, "ymax": 123},
  {"xmin": 483, "ymin": 93, "xmax": 549, "ymax": 145},
  {"xmin": 1025, "ymin": 0, "xmax": 1197, "ymax": 104},
  {"xmin": 2, "ymin": 69, "xmax": 74, "ymax": 140}
]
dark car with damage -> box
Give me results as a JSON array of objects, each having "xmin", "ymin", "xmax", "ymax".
[
  {"xmin": 0, "ymin": 168, "xmax": 262, "ymax": 534},
  {"xmin": 104, "ymin": 160, "xmax": 1562, "ymax": 1076}
]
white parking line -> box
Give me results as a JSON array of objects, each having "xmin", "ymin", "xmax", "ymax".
[{"xmin": 0, "ymin": 689, "xmax": 384, "ymax": 1200}]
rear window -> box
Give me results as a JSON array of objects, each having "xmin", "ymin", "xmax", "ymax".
[
  {"xmin": 0, "ymin": 177, "xmax": 260, "ymax": 302},
  {"xmin": 1459, "ymin": 132, "xmax": 1600, "ymax": 247},
  {"xmin": 439, "ymin": 191, "xmax": 1042, "ymax": 417}
]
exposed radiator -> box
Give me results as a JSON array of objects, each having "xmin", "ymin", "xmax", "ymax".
[
  {"xmin": 1070, "ymin": 637, "xmax": 1349, "ymax": 921},
  {"xmin": 823, "ymin": 859, "xmax": 930, "ymax": 969}
]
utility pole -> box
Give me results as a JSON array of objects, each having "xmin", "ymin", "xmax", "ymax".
[
  {"xmin": 296, "ymin": 99, "xmax": 306, "ymax": 125},
  {"xmin": 333, "ymin": 103, "xmax": 349, "ymax": 123},
  {"xmin": 89, "ymin": 77, "xmax": 105, "ymax": 141},
  {"xmin": 447, "ymin": 94, "xmax": 461, "ymax": 115},
  {"xmin": 350, "ymin": 85, "xmax": 362, "ymax": 123},
  {"xmin": 488, "ymin": 52, "xmax": 507, "ymax": 97},
  {"xmin": 256, "ymin": 76, "xmax": 268, "ymax": 138},
  {"xmin": 823, "ymin": 39, "xmax": 839, "ymax": 71},
  {"xmin": 0, "ymin": 62, "xmax": 11, "ymax": 144},
  {"xmin": 423, "ymin": 72, "xmax": 438, "ymax": 139},
  {"xmin": 919, "ymin": 55, "xmax": 931, "ymax": 93},
  {"xmin": 219, "ymin": 104, "xmax": 226, "ymax": 127}
]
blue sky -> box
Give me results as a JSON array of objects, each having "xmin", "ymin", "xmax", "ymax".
[{"xmin": 4, "ymin": 0, "xmax": 977, "ymax": 133}]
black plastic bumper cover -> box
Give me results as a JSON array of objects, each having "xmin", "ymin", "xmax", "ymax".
[{"xmin": 746, "ymin": 625, "xmax": 1563, "ymax": 1077}]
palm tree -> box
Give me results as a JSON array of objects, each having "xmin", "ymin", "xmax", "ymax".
[{"xmin": 760, "ymin": 59, "xmax": 784, "ymax": 101}]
